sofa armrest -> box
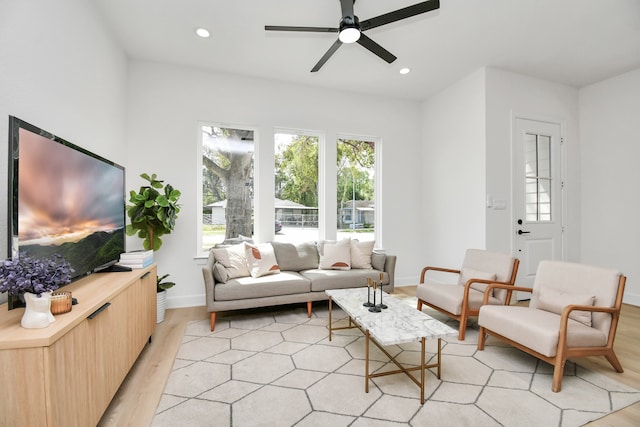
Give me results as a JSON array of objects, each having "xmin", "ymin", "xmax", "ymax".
[
  {"xmin": 202, "ymin": 250, "xmax": 217, "ymax": 310},
  {"xmin": 384, "ymin": 255, "xmax": 397, "ymax": 292}
]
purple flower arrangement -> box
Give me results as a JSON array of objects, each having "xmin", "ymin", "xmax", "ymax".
[{"xmin": 0, "ymin": 252, "xmax": 74, "ymax": 297}]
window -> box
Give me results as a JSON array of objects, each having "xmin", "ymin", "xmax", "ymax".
[
  {"xmin": 274, "ymin": 131, "xmax": 319, "ymax": 243},
  {"xmin": 524, "ymin": 133, "xmax": 551, "ymax": 222},
  {"xmin": 337, "ymin": 138, "xmax": 376, "ymax": 242},
  {"xmin": 200, "ymin": 124, "xmax": 255, "ymax": 252}
]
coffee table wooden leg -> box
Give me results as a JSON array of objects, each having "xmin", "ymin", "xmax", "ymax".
[
  {"xmin": 328, "ymin": 297, "xmax": 332, "ymax": 341},
  {"xmin": 365, "ymin": 330, "xmax": 370, "ymax": 393},
  {"xmin": 421, "ymin": 337, "xmax": 426, "ymax": 404},
  {"xmin": 437, "ymin": 338, "xmax": 442, "ymax": 379}
]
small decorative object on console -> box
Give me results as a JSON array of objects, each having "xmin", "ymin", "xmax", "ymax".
[{"xmin": 51, "ymin": 291, "xmax": 73, "ymax": 314}]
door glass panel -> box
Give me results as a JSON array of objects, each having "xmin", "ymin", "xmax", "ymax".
[{"xmin": 524, "ymin": 133, "xmax": 552, "ymax": 222}]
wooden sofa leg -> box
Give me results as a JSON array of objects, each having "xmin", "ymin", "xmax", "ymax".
[
  {"xmin": 307, "ymin": 301, "xmax": 312, "ymax": 318},
  {"xmin": 210, "ymin": 312, "xmax": 217, "ymax": 332},
  {"xmin": 417, "ymin": 299, "xmax": 423, "ymax": 311}
]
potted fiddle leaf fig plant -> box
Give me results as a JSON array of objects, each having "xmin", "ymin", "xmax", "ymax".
[
  {"xmin": 126, "ymin": 173, "xmax": 181, "ymax": 323},
  {"xmin": 126, "ymin": 172, "xmax": 181, "ymax": 251}
]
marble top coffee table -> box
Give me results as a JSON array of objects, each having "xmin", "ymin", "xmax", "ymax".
[{"xmin": 326, "ymin": 287, "xmax": 457, "ymax": 404}]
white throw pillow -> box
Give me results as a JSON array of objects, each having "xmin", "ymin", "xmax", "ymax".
[
  {"xmin": 244, "ymin": 243, "xmax": 281, "ymax": 278},
  {"xmin": 537, "ymin": 288, "xmax": 595, "ymax": 327},
  {"xmin": 211, "ymin": 244, "xmax": 250, "ymax": 279},
  {"xmin": 318, "ymin": 239, "xmax": 351, "ymax": 270},
  {"xmin": 350, "ymin": 239, "xmax": 375, "ymax": 269}
]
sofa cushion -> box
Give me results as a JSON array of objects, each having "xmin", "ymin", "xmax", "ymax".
[
  {"xmin": 458, "ymin": 268, "xmax": 497, "ymax": 293},
  {"xmin": 244, "ymin": 243, "xmax": 280, "ymax": 278},
  {"xmin": 211, "ymin": 244, "xmax": 249, "ymax": 279},
  {"xmin": 271, "ymin": 241, "xmax": 319, "ymax": 272},
  {"xmin": 350, "ymin": 239, "xmax": 375, "ymax": 269},
  {"xmin": 215, "ymin": 271, "xmax": 311, "ymax": 301},
  {"xmin": 318, "ymin": 239, "xmax": 351, "ymax": 270},
  {"xmin": 537, "ymin": 288, "xmax": 595, "ymax": 327},
  {"xmin": 303, "ymin": 269, "xmax": 389, "ymax": 292}
]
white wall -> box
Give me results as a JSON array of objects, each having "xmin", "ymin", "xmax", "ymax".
[
  {"xmin": 420, "ymin": 68, "xmax": 487, "ymax": 270},
  {"xmin": 485, "ymin": 68, "xmax": 581, "ymax": 268},
  {"xmin": 579, "ymin": 68, "xmax": 640, "ymax": 305},
  {"xmin": 125, "ymin": 60, "xmax": 423, "ymax": 308},
  {"xmin": 0, "ymin": 0, "xmax": 127, "ymax": 302}
]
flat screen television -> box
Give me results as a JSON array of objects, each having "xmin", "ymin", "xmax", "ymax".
[{"xmin": 7, "ymin": 116, "xmax": 126, "ymax": 308}]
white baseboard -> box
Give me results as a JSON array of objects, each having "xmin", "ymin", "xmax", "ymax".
[
  {"xmin": 623, "ymin": 291, "xmax": 640, "ymax": 307},
  {"xmin": 167, "ymin": 293, "xmax": 205, "ymax": 309}
]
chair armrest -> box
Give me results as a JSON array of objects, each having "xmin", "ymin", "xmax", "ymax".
[
  {"xmin": 481, "ymin": 283, "xmax": 533, "ymax": 304},
  {"xmin": 420, "ymin": 266, "xmax": 460, "ymax": 284},
  {"xmin": 557, "ymin": 304, "xmax": 621, "ymax": 351}
]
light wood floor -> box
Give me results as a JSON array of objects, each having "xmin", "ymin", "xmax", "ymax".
[{"xmin": 98, "ymin": 286, "xmax": 640, "ymax": 427}]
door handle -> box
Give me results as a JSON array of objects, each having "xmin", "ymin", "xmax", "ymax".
[{"xmin": 517, "ymin": 230, "xmax": 531, "ymax": 235}]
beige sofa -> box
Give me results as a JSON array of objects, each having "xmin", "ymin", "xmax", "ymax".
[{"xmin": 202, "ymin": 241, "xmax": 396, "ymax": 331}]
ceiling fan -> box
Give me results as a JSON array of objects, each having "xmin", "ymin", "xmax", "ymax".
[{"xmin": 265, "ymin": 0, "xmax": 440, "ymax": 72}]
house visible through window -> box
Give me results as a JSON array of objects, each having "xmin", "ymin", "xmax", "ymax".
[
  {"xmin": 337, "ymin": 138, "xmax": 375, "ymax": 242},
  {"xmin": 274, "ymin": 131, "xmax": 319, "ymax": 243}
]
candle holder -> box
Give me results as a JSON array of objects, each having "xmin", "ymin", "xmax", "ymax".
[
  {"xmin": 363, "ymin": 278, "xmax": 374, "ymax": 307},
  {"xmin": 368, "ymin": 281, "xmax": 382, "ymax": 313},
  {"xmin": 376, "ymin": 284, "xmax": 388, "ymax": 310}
]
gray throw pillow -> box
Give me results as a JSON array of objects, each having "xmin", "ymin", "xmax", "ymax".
[
  {"xmin": 271, "ymin": 241, "xmax": 319, "ymax": 271},
  {"xmin": 371, "ymin": 252, "xmax": 386, "ymax": 271}
]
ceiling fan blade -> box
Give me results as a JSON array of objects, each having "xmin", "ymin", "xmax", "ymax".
[
  {"xmin": 340, "ymin": 0, "xmax": 355, "ymax": 18},
  {"xmin": 311, "ymin": 39, "xmax": 343, "ymax": 72},
  {"xmin": 360, "ymin": 0, "xmax": 440, "ymax": 31},
  {"xmin": 265, "ymin": 25, "xmax": 338, "ymax": 33},
  {"xmin": 356, "ymin": 33, "xmax": 396, "ymax": 64}
]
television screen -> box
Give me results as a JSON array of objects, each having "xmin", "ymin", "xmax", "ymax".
[{"xmin": 7, "ymin": 117, "xmax": 126, "ymax": 306}]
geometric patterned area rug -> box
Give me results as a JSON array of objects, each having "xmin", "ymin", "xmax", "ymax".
[{"xmin": 152, "ymin": 297, "xmax": 640, "ymax": 427}]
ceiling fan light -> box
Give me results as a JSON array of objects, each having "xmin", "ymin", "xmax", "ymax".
[{"xmin": 339, "ymin": 27, "xmax": 360, "ymax": 43}]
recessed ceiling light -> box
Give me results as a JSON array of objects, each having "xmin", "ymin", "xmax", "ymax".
[
  {"xmin": 399, "ymin": 68, "xmax": 411, "ymax": 75},
  {"xmin": 195, "ymin": 27, "xmax": 210, "ymax": 38}
]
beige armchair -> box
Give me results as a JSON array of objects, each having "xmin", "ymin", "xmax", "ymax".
[
  {"xmin": 416, "ymin": 249, "xmax": 520, "ymax": 340},
  {"xmin": 478, "ymin": 260, "xmax": 626, "ymax": 392}
]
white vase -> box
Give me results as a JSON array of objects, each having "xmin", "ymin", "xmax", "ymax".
[
  {"xmin": 157, "ymin": 290, "xmax": 167, "ymax": 323},
  {"xmin": 21, "ymin": 292, "xmax": 56, "ymax": 329}
]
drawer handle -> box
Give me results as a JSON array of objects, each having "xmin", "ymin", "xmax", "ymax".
[
  {"xmin": 141, "ymin": 272, "xmax": 151, "ymax": 279},
  {"xmin": 88, "ymin": 302, "xmax": 111, "ymax": 319}
]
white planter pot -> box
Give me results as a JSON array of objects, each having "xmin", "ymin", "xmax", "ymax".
[{"xmin": 157, "ymin": 290, "xmax": 167, "ymax": 323}]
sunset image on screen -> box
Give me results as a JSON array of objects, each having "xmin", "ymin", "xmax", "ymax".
[{"xmin": 17, "ymin": 129, "xmax": 124, "ymax": 247}]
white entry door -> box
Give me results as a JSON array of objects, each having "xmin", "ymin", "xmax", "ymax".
[{"xmin": 513, "ymin": 118, "xmax": 564, "ymax": 294}]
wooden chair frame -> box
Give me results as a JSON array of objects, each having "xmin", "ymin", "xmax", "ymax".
[
  {"xmin": 477, "ymin": 275, "xmax": 626, "ymax": 392},
  {"xmin": 417, "ymin": 259, "xmax": 520, "ymax": 340}
]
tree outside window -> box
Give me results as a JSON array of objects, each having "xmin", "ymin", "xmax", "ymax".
[
  {"xmin": 201, "ymin": 125, "xmax": 254, "ymax": 250},
  {"xmin": 274, "ymin": 132, "xmax": 319, "ymax": 242},
  {"xmin": 337, "ymin": 139, "xmax": 375, "ymax": 241}
]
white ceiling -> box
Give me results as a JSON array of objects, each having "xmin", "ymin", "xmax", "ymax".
[{"xmin": 94, "ymin": 0, "xmax": 640, "ymax": 101}]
